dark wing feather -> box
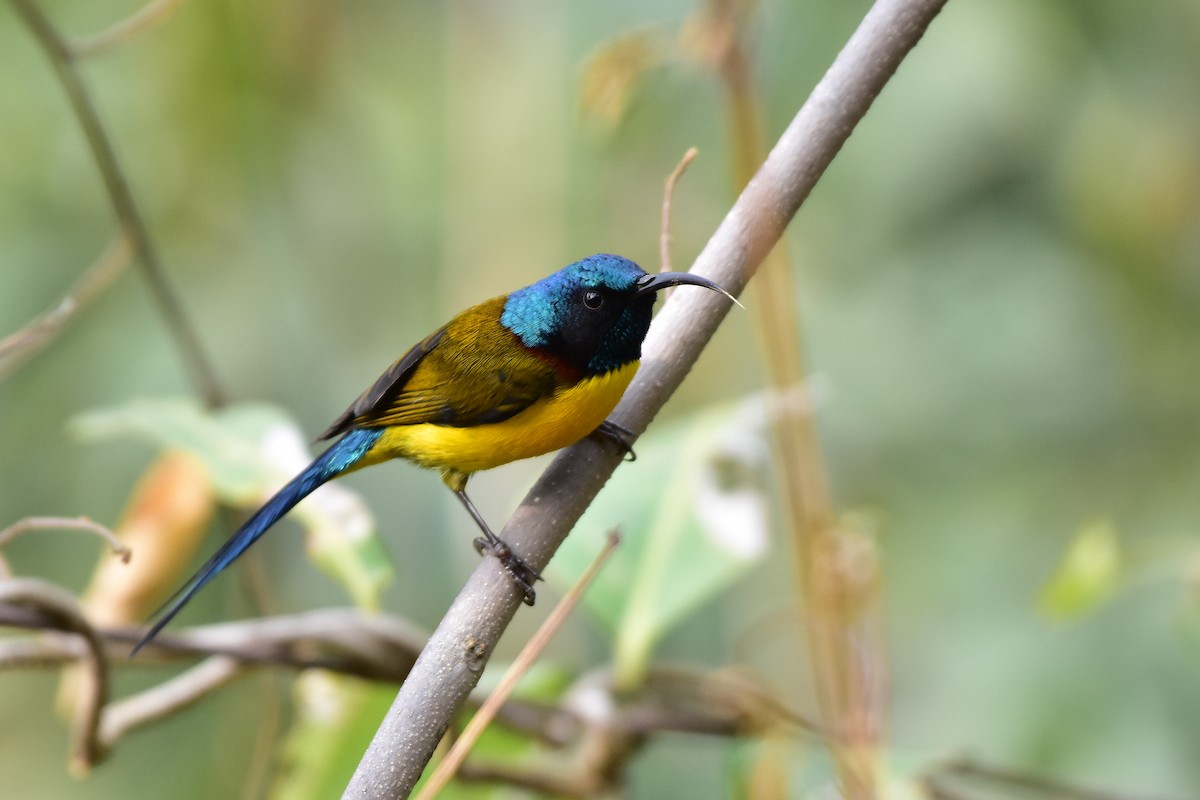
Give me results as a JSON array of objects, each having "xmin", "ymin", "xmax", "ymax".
[
  {"xmin": 319, "ymin": 328, "xmax": 447, "ymax": 440},
  {"xmin": 319, "ymin": 298, "xmax": 564, "ymax": 438}
]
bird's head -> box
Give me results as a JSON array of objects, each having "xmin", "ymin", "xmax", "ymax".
[{"xmin": 501, "ymin": 254, "xmax": 731, "ymax": 375}]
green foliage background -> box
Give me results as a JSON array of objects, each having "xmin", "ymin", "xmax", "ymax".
[{"xmin": 2, "ymin": 1, "xmax": 1198, "ymax": 797}]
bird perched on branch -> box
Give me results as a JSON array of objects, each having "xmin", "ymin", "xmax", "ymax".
[{"xmin": 134, "ymin": 254, "xmax": 731, "ymax": 653}]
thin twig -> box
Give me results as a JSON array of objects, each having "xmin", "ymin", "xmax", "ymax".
[
  {"xmin": 1, "ymin": 593, "xmax": 802, "ymax": 780},
  {"xmin": 0, "ymin": 603, "xmax": 425, "ymax": 761},
  {"xmin": 454, "ymin": 666, "xmax": 812, "ymax": 798},
  {"xmin": 99, "ymin": 656, "xmax": 245, "ymax": 746},
  {"xmin": 0, "ymin": 516, "xmax": 131, "ymax": 579},
  {"xmin": 414, "ymin": 531, "xmax": 621, "ymax": 800},
  {"xmin": 456, "ymin": 762, "xmax": 592, "ymax": 798},
  {"xmin": 7, "ymin": 0, "xmax": 225, "ymax": 407},
  {"xmin": 660, "ymin": 147, "xmax": 699, "ymax": 272},
  {"xmin": 343, "ymin": 2, "xmax": 950, "ymax": 797},
  {"xmin": 0, "ymin": 608, "xmax": 427, "ymax": 683},
  {"xmin": 241, "ymin": 671, "xmax": 283, "ymax": 800},
  {"xmin": 0, "ymin": 233, "xmax": 134, "ymax": 380},
  {"xmin": 0, "ymin": 579, "xmax": 109, "ymax": 773},
  {"xmin": 939, "ymin": 758, "xmax": 1181, "ymax": 800},
  {"xmin": 71, "ymin": 0, "xmax": 188, "ymax": 58}
]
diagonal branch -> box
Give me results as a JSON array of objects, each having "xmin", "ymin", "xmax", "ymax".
[
  {"xmin": 72, "ymin": 0, "xmax": 189, "ymax": 58},
  {"xmin": 0, "ymin": 233, "xmax": 134, "ymax": 380},
  {"xmin": 6, "ymin": 0, "xmax": 225, "ymax": 406},
  {"xmin": 342, "ymin": 1, "xmax": 950, "ymax": 797}
]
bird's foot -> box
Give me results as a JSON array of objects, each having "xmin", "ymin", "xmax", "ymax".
[
  {"xmin": 594, "ymin": 419, "xmax": 637, "ymax": 462},
  {"xmin": 473, "ymin": 536, "xmax": 539, "ymax": 606}
]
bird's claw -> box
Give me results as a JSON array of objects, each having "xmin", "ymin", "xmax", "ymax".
[
  {"xmin": 594, "ymin": 419, "xmax": 637, "ymax": 462},
  {"xmin": 473, "ymin": 536, "xmax": 539, "ymax": 606}
]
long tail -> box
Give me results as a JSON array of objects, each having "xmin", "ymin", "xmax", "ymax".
[{"xmin": 132, "ymin": 427, "xmax": 384, "ymax": 654}]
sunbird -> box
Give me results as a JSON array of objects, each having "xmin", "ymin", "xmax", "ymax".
[{"xmin": 134, "ymin": 254, "xmax": 730, "ymax": 652}]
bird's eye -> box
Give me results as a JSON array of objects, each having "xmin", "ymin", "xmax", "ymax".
[{"xmin": 582, "ymin": 290, "xmax": 604, "ymax": 309}]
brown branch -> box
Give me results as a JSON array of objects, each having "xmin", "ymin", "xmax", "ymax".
[
  {"xmin": 415, "ymin": 531, "xmax": 621, "ymax": 800},
  {"xmin": 0, "ymin": 579, "xmax": 109, "ymax": 773},
  {"xmin": 71, "ymin": 0, "xmax": 188, "ymax": 58},
  {"xmin": 704, "ymin": 0, "xmax": 891, "ymax": 795},
  {"xmin": 0, "ymin": 516, "xmax": 131, "ymax": 580},
  {"xmin": 1, "ymin": 602, "xmax": 427, "ymax": 762},
  {"xmin": 456, "ymin": 762, "xmax": 597, "ymax": 799},
  {"xmin": 6, "ymin": 0, "xmax": 225, "ymax": 406},
  {"xmin": 935, "ymin": 758, "xmax": 1183, "ymax": 800},
  {"xmin": 1, "ymin": 608, "xmax": 427, "ymax": 683},
  {"xmin": 455, "ymin": 667, "xmax": 812, "ymax": 799},
  {"xmin": 342, "ymin": 2, "xmax": 950, "ymax": 797},
  {"xmin": 660, "ymin": 147, "xmax": 699, "ymax": 272},
  {"xmin": 0, "ymin": 233, "xmax": 134, "ymax": 381},
  {"xmin": 99, "ymin": 656, "xmax": 246, "ymax": 746},
  {"xmin": 2, "ymin": 577, "xmax": 813, "ymax": 786}
]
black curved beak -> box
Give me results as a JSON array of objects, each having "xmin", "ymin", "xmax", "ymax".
[{"xmin": 635, "ymin": 271, "xmax": 739, "ymax": 305}]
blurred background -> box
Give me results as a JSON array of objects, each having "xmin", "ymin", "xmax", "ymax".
[{"xmin": 1, "ymin": 0, "xmax": 1198, "ymax": 798}]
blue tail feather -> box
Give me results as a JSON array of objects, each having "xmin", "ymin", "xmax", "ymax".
[{"xmin": 132, "ymin": 428, "xmax": 384, "ymax": 654}]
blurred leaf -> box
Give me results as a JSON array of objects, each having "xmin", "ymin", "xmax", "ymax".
[
  {"xmin": 72, "ymin": 398, "xmax": 392, "ymax": 609},
  {"xmin": 271, "ymin": 672, "xmax": 397, "ymax": 800},
  {"xmin": 548, "ymin": 396, "xmax": 771, "ymax": 688},
  {"xmin": 72, "ymin": 398, "xmax": 285, "ymax": 502},
  {"xmin": 578, "ymin": 27, "xmax": 667, "ymax": 131},
  {"xmin": 78, "ymin": 451, "xmax": 215, "ymax": 627},
  {"xmin": 59, "ymin": 451, "xmax": 214, "ymax": 720},
  {"xmin": 1039, "ymin": 519, "xmax": 1121, "ymax": 619}
]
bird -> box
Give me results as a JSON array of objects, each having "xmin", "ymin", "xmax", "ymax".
[{"xmin": 132, "ymin": 254, "xmax": 731, "ymax": 653}]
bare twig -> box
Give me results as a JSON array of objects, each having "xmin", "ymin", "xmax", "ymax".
[
  {"xmin": 2, "ymin": 588, "xmax": 804, "ymax": 782},
  {"xmin": 0, "ymin": 602, "xmax": 427, "ymax": 761},
  {"xmin": 415, "ymin": 531, "xmax": 620, "ymax": 800},
  {"xmin": 0, "ymin": 516, "xmax": 131, "ymax": 579},
  {"xmin": 98, "ymin": 656, "xmax": 245, "ymax": 746},
  {"xmin": 72, "ymin": 0, "xmax": 188, "ymax": 58},
  {"xmin": 343, "ymin": 2, "xmax": 950, "ymax": 797},
  {"xmin": 7, "ymin": 0, "xmax": 225, "ymax": 406},
  {"xmin": 1, "ymin": 608, "xmax": 427, "ymax": 683},
  {"xmin": 660, "ymin": 147, "xmax": 699, "ymax": 272},
  {"xmin": 934, "ymin": 758, "xmax": 1181, "ymax": 800},
  {"xmin": 0, "ymin": 579, "xmax": 109, "ymax": 773},
  {"xmin": 0, "ymin": 233, "xmax": 134, "ymax": 380},
  {"xmin": 454, "ymin": 667, "xmax": 812, "ymax": 798}
]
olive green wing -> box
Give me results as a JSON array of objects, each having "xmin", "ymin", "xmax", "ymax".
[{"xmin": 319, "ymin": 299, "xmax": 560, "ymax": 439}]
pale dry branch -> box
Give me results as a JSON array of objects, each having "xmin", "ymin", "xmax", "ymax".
[
  {"xmin": 0, "ymin": 578, "xmax": 109, "ymax": 773},
  {"xmin": 72, "ymin": 0, "xmax": 188, "ymax": 58},
  {"xmin": 0, "ymin": 233, "xmax": 134, "ymax": 380},
  {"xmin": 414, "ymin": 531, "xmax": 620, "ymax": 800},
  {"xmin": 0, "ymin": 516, "xmax": 130, "ymax": 580},
  {"xmin": 924, "ymin": 758, "xmax": 1182, "ymax": 800},
  {"xmin": 99, "ymin": 655, "xmax": 246, "ymax": 746},
  {"xmin": 660, "ymin": 146, "xmax": 699, "ymax": 272},
  {"xmin": 344, "ymin": 3, "xmax": 951, "ymax": 796}
]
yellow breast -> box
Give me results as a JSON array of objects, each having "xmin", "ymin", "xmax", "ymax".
[{"xmin": 363, "ymin": 361, "xmax": 639, "ymax": 475}]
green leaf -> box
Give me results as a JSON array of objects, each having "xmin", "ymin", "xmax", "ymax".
[
  {"xmin": 1039, "ymin": 519, "xmax": 1121, "ymax": 619},
  {"xmin": 548, "ymin": 397, "xmax": 770, "ymax": 689},
  {"xmin": 72, "ymin": 397, "xmax": 392, "ymax": 609},
  {"xmin": 73, "ymin": 397, "xmax": 281, "ymax": 502}
]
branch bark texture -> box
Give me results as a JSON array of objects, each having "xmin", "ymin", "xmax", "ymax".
[{"xmin": 343, "ymin": 1, "xmax": 949, "ymax": 797}]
